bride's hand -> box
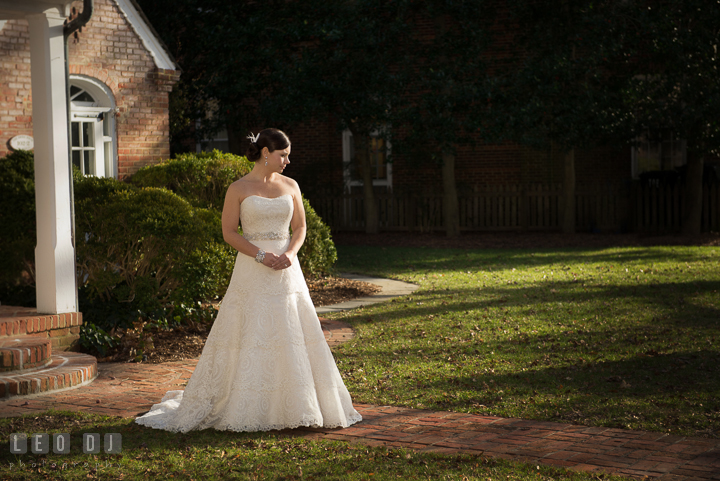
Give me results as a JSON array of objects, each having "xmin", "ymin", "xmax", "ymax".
[
  {"xmin": 271, "ymin": 251, "xmax": 295, "ymax": 271},
  {"xmin": 262, "ymin": 252, "xmax": 280, "ymax": 268}
]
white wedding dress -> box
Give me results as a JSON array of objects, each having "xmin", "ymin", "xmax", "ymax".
[{"xmin": 135, "ymin": 194, "xmax": 362, "ymax": 433}]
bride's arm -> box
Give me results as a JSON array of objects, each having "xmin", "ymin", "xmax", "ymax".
[
  {"xmin": 270, "ymin": 181, "xmax": 306, "ymax": 270},
  {"xmin": 221, "ymin": 182, "xmax": 278, "ymax": 265}
]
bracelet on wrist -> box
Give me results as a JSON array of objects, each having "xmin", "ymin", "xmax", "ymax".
[{"xmin": 255, "ymin": 249, "xmax": 266, "ymax": 263}]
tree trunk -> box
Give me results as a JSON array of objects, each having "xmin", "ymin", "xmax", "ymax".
[
  {"xmin": 353, "ymin": 130, "xmax": 378, "ymax": 234},
  {"xmin": 681, "ymin": 154, "xmax": 704, "ymax": 237},
  {"xmin": 562, "ymin": 148, "xmax": 576, "ymax": 234},
  {"xmin": 442, "ymin": 151, "xmax": 460, "ymax": 237}
]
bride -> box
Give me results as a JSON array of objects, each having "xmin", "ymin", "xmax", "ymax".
[{"xmin": 135, "ymin": 128, "xmax": 362, "ymax": 432}]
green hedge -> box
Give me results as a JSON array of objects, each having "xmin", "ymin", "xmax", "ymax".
[
  {"xmin": 129, "ymin": 150, "xmax": 253, "ymax": 210},
  {"xmin": 74, "ymin": 181, "xmax": 235, "ymax": 317},
  {"xmin": 0, "ymin": 151, "xmax": 36, "ymax": 289},
  {"xmin": 130, "ymin": 150, "xmax": 337, "ymax": 277}
]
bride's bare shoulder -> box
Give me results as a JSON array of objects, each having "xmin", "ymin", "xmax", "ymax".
[
  {"xmin": 277, "ymin": 174, "xmax": 301, "ymax": 193},
  {"xmin": 225, "ymin": 178, "xmax": 254, "ymax": 203}
]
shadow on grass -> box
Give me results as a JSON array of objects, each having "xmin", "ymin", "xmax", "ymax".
[
  {"xmin": 337, "ymin": 244, "xmax": 719, "ymax": 275},
  {"xmin": 341, "ymin": 279, "xmax": 720, "ymax": 329}
]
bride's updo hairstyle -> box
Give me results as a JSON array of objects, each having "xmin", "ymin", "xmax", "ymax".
[{"xmin": 245, "ymin": 128, "xmax": 291, "ymax": 162}]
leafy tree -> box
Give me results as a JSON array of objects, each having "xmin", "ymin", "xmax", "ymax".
[
  {"xmin": 502, "ymin": 0, "xmax": 638, "ymax": 233},
  {"xmin": 135, "ymin": 0, "xmax": 322, "ymax": 151},
  {"xmin": 396, "ymin": 0, "xmax": 497, "ymax": 237},
  {"xmin": 622, "ymin": 0, "xmax": 720, "ymax": 236},
  {"xmin": 288, "ymin": 0, "xmax": 417, "ymax": 234}
]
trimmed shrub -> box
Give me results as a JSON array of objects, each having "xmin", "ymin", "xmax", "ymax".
[
  {"xmin": 129, "ymin": 150, "xmax": 253, "ymax": 209},
  {"xmin": 0, "ymin": 150, "xmax": 36, "ymax": 289},
  {"xmin": 131, "ymin": 151, "xmax": 337, "ymax": 276},
  {"xmin": 75, "ymin": 185, "xmax": 235, "ymax": 320},
  {"xmin": 299, "ymin": 197, "xmax": 338, "ymax": 277}
]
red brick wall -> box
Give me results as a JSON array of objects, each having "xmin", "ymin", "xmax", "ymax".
[
  {"xmin": 0, "ymin": 0, "xmax": 179, "ymax": 179},
  {"xmin": 0, "ymin": 20, "xmax": 32, "ymax": 150}
]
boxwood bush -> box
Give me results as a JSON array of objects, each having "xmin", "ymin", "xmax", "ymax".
[
  {"xmin": 129, "ymin": 150, "xmax": 253, "ymax": 210},
  {"xmin": 130, "ymin": 150, "xmax": 337, "ymax": 277},
  {"xmin": 74, "ymin": 181, "xmax": 235, "ymax": 319},
  {"xmin": 0, "ymin": 151, "xmax": 36, "ymax": 294}
]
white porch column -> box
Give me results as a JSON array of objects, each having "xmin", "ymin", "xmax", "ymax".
[{"xmin": 28, "ymin": 10, "xmax": 77, "ymax": 314}]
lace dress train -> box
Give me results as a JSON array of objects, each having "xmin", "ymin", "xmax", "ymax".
[{"xmin": 135, "ymin": 195, "xmax": 361, "ymax": 432}]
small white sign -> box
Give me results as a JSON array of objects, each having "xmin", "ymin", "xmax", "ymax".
[{"xmin": 9, "ymin": 135, "xmax": 34, "ymax": 151}]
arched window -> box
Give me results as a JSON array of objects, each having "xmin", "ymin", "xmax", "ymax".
[{"xmin": 69, "ymin": 76, "xmax": 117, "ymax": 178}]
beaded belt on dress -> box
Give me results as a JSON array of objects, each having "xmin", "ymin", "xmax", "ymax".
[{"xmin": 243, "ymin": 231, "xmax": 290, "ymax": 241}]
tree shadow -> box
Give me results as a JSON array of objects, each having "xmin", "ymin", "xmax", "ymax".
[
  {"xmin": 338, "ymin": 244, "xmax": 718, "ymax": 275},
  {"xmin": 341, "ymin": 278, "xmax": 720, "ymax": 330}
]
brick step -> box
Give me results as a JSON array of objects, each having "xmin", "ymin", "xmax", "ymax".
[
  {"xmin": 0, "ymin": 352, "xmax": 97, "ymax": 398},
  {"xmin": 0, "ymin": 305, "xmax": 82, "ymax": 351},
  {"xmin": 0, "ymin": 336, "xmax": 53, "ymax": 373}
]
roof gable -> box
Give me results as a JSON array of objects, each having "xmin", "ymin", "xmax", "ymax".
[{"xmin": 115, "ymin": 0, "xmax": 177, "ymax": 71}]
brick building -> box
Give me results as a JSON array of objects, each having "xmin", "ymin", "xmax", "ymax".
[
  {"xmin": 0, "ymin": 0, "xmax": 178, "ymax": 315},
  {"xmin": 0, "ymin": 0, "xmax": 179, "ymax": 180}
]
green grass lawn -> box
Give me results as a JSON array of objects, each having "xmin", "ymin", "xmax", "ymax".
[
  {"xmin": 2, "ymin": 243, "xmax": 717, "ymax": 480},
  {"xmin": 0, "ymin": 410, "xmax": 625, "ymax": 480},
  {"xmin": 331, "ymin": 244, "xmax": 720, "ymax": 438}
]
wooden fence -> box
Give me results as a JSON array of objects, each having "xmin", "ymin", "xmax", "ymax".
[
  {"xmin": 309, "ymin": 182, "xmax": 720, "ymax": 233},
  {"xmin": 633, "ymin": 182, "xmax": 720, "ymax": 233}
]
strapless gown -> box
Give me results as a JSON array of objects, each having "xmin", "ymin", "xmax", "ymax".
[{"xmin": 135, "ymin": 194, "xmax": 362, "ymax": 432}]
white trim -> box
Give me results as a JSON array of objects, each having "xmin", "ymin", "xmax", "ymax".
[
  {"xmin": 69, "ymin": 75, "xmax": 118, "ymax": 178},
  {"xmin": 0, "ymin": 1, "xmax": 71, "ymax": 20},
  {"xmin": 70, "ymin": 74, "xmax": 115, "ymax": 108},
  {"xmin": 114, "ymin": 0, "xmax": 177, "ymax": 70}
]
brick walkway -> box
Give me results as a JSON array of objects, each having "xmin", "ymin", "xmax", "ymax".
[{"xmin": 1, "ymin": 319, "xmax": 718, "ymax": 480}]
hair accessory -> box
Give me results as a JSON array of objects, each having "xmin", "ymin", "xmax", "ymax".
[{"xmin": 246, "ymin": 132, "xmax": 260, "ymax": 144}]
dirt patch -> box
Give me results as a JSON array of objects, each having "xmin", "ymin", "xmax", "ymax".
[
  {"xmin": 98, "ymin": 276, "xmax": 380, "ymax": 364},
  {"xmin": 307, "ymin": 275, "xmax": 381, "ymax": 306}
]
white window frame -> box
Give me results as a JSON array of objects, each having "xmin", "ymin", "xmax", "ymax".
[
  {"xmin": 69, "ymin": 75, "xmax": 118, "ymax": 178},
  {"xmin": 342, "ymin": 128, "xmax": 392, "ymax": 192}
]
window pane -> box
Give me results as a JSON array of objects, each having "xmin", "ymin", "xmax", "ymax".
[
  {"xmin": 71, "ymin": 122, "xmax": 80, "ymax": 147},
  {"xmin": 84, "ymin": 151, "xmax": 94, "ymax": 176},
  {"xmin": 76, "ymin": 91, "xmax": 94, "ymax": 102},
  {"xmin": 72, "ymin": 151, "xmax": 81, "ymax": 172},
  {"xmin": 82, "ymin": 122, "xmax": 93, "ymax": 147},
  {"xmin": 70, "ymin": 86, "xmax": 81, "ymax": 97}
]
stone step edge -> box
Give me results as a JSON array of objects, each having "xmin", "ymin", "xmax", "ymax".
[
  {"xmin": 0, "ymin": 336, "xmax": 53, "ymax": 373},
  {"xmin": 0, "ymin": 312, "xmax": 83, "ymax": 338},
  {"xmin": 0, "ymin": 352, "xmax": 97, "ymax": 399}
]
